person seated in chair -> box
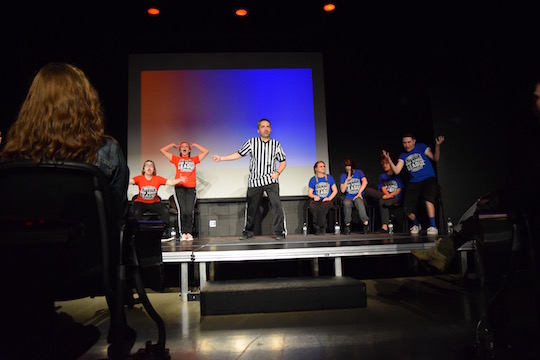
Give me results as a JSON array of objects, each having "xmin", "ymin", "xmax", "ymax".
[
  {"xmin": 364, "ymin": 157, "xmax": 405, "ymax": 233},
  {"xmin": 308, "ymin": 161, "xmax": 338, "ymax": 235},
  {"xmin": 340, "ymin": 159, "xmax": 370, "ymax": 234},
  {"xmin": 130, "ymin": 160, "xmax": 182, "ymax": 241},
  {"xmin": 0, "ymin": 63, "xmax": 133, "ymax": 359}
]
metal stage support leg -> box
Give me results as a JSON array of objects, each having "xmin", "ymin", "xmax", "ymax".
[
  {"xmin": 334, "ymin": 257, "xmax": 343, "ymax": 276},
  {"xmin": 312, "ymin": 258, "xmax": 319, "ymax": 276},
  {"xmin": 410, "ymin": 256, "xmax": 419, "ymax": 273},
  {"xmin": 457, "ymin": 240, "xmax": 477, "ymax": 280},
  {"xmin": 199, "ymin": 262, "xmax": 207, "ymax": 290},
  {"xmin": 460, "ymin": 251, "xmax": 468, "ymax": 278},
  {"xmin": 181, "ymin": 262, "xmax": 188, "ymax": 302}
]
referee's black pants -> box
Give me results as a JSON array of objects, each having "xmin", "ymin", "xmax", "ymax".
[{"xmin": 244, "ymin": 183, "xmax": 285, "ymax": 236}]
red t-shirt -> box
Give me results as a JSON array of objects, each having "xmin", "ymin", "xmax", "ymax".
[
  {"xmin": 170, "ymin": 155, "xmax": 200, "ymax": 188},
  {"xmin": 132, "ymin": 175, "xmax": 168, "ymax": 204}
]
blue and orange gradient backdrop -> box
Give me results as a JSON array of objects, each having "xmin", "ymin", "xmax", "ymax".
[{"xmin": 132, "ymin": 67, "xmax": 322, "ymax": 199}]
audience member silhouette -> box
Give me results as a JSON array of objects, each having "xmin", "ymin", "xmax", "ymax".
[{"xmin": 0, "ymin": 63, "xmax": 133, "ymax": 359}]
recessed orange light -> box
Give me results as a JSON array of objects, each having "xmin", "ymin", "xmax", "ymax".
[
  {"xmin": 235, "ymin": 8, "xmax": 248, "ymax": 17},
  {"xmin": 147, "ymin": 7, "xmax": 160, "ymax": 16},
  {"xmin": 323, "ymin": 3, "xmax": 336, "ymax": 12}
]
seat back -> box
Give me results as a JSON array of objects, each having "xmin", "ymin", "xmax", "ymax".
[
  {"xmin": 0, "ymin": 160, "xmax": 118, "ymax": 301},
  {"xmin": 0, "ymin": 160, "xmax": 171, "ymax": 357}
]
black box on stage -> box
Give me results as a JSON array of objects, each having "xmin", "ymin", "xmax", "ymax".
[{"xmin": 200, "ymin": 276, "xmax": 367, "ymax": 316}]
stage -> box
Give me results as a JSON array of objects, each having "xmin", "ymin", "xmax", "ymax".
[{"xmin": 160, "ymin": 232, "xmax": 438, "ymax": 301}]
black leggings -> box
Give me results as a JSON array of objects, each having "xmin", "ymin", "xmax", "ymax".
[
  {"xmin": 132, "ymin": 202, "xmax": 169, "ymax": 225},
  {"xmin": 173, "ymin": 187, "xmax": 196, "ymax": 234}
]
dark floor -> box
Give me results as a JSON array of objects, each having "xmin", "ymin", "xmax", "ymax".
[{"xmin": 57, "ymin": 271, "xmax": 539, "ymax": 360}]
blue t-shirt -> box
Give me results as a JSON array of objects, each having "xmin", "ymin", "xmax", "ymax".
[
  {"xmin": 378, "ymin": 173, "xmax": 404, "ymax": 201},
  {"xmin": 308, "ymin": 174, "xmax": 336, "ymax": 199},
  {"xmin": 340, "ymin": 169, "xmax": 366, "ymax": 200},
  {"xmin": 398, "ymin": 143, "xmax": 436, "ymax": 182}
]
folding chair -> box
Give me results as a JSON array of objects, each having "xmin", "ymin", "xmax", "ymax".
[{"xmin": 0, "ymin": 160, "xmax": 169, "ymax": 359}]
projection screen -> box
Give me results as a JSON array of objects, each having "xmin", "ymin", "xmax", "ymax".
[{"xmin": 127, "ymin": 52, "xmax": 329, "ymax": 200}]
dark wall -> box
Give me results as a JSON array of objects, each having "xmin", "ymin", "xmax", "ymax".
[
  {"xmin": 428, "ymin": 4, "xmax": 540, "ymax": 222},
  {"xmin": 2, "ymin": 2, "xmax": 539, "ymax": 226}
]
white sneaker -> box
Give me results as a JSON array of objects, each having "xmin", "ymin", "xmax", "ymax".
[
  {"xmin": 161, "ymin": 236, "xmax": 175, "ymax": 242},
  {"xmin": 427, "ymin": 226, "xmax": 438, "ymax": 236},
  {"xmin": 186, "ymin": 233, "xmax": 194, "ymax": 241},
  {"xmin": 180, "ymin": 233, "xmax": 188, "ymax": 241},
  {"xmin": 410, "ymin": 224, "xmax": 422, "ymax": 235}
]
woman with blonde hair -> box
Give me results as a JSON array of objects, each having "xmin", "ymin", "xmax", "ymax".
[{"xmin": 308, "ymin": 160, "xmax": 338, "ymax": 235}]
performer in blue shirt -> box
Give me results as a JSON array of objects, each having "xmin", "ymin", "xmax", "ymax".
[
  {"xmin": 364, "ymin": 157, "xmax": 405, "ymax": 233},
  {"xmin": 382, "ymin": 133, "xmax": 445, "ymax": 235},
  {"xmin": 340, "ymin": 159, "xmax": 370, "ymax": 234},
  {"xmin": 308, "ymin": 161, "xmax": 338, "ymax": 235}
]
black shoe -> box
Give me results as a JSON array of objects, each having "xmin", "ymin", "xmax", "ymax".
[
  {"xmin": 363, "ymin": 223, "xmax": 370, "ymax": 234},
  {"xmin": 375, "ymin": 228, "xmax": 388, "ymax": 234},
  {"xmin": 239, "ymin": 233, "xmax": 253, "ymax": 240},
  {"xmin": 275, "ymin": 234, "xmax": 286, "ymax": 241},
  {"xmin": 343, "ymin": 226, "xmax": 351, "ymax": 235}
]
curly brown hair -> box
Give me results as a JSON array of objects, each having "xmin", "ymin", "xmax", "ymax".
[{"xmin": 1, "ymin": 63, "xmax": 105, "ymax": 163}]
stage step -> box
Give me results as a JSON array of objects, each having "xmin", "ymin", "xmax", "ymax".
[{"xmin": 200, "ymin": 276, "xmax": 367, "ymax": 316}]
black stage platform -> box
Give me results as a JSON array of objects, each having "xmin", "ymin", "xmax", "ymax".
[{"xmin": 160, "ymin": 232, "xmax": 438, "ymax": 301}]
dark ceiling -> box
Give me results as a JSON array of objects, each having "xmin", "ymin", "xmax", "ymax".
[
  {"xmin": 2, "ymin": 1, "xmax": 540, "ymax": 141},
  {"xmin": 4, "ymin": 1, "xmax": 539, "ymax": 54}
]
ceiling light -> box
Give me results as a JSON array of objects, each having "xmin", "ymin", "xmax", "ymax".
[
  {"xmin": 147, "ymin": 7, "xmax": 160, "ymax": 16},
  {"xmin": 235, "ymin": 8, "xmax": 248, "ymax": 17},
  {"xmin": 323, "ymin": 3, "xmax": 336, "ymax": 12}
]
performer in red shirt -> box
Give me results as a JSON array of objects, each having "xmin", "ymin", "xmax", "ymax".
[
  {"xmin": 130, "ymin": 160, "xmax": 181, "ymax": 240},
  {"xmin": 160, "ymin": 141, "xmax": 209, "ymax": 241}
]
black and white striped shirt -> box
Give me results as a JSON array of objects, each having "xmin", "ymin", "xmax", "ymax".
[{"xmin": 238, "ymin": 137, "xmax": 286, "ymax": 188}]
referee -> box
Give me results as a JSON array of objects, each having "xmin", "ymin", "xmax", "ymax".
[{"xmin": 212, "ymin": 118, "xmax": 287, "ymax": 240}]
